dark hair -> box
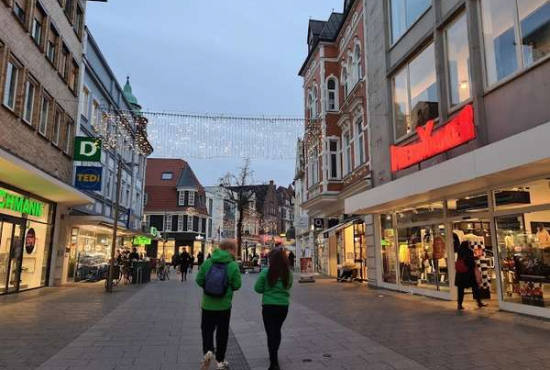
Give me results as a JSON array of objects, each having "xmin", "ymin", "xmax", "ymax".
[{"xmin": 267, "ymin": 248, "xmax": 290, "ymax": 289}]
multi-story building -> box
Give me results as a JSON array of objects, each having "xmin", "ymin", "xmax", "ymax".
[
  {"xmin": 144, "ymin": 158, "xmax": 210, "ymax": 262},
  {"xmin": 0, "ymin": 0, "xmax": 94, "ymax": 294},
  {"xmin": 63, "ymin": 27, "xmax": 153, "ymax": 283},
  {"xmin": 277, "ymin": 185, "xmax": 294, "ymax": 237},
  {"xmin": 204, "ymin": 185, "xmax": 237, "ymax": 252},
  {"xmin": 299, "ymin": 0, "xmax": 370, "ymax": 280},
  {"xmin": 337, "ymin": 0, "xmax": 550, "ymax": 318},
  {"xmin": 293, "ymin": 138, "xmax": 311, "ymax": 260}
]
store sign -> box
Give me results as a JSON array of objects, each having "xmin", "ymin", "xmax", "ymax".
[
  {"xmin": 74, "ymin": 137, "xmax": 102, "ymax": 162},
  {"xmin": 0, "ymin": 189, "xmax": 44, "ymax": 217},
  {"xmin": 150, "ymin": 226, "xmax": 160, "ymax": 238},
  {"xmin": 133, "ymin": 236, "xmax": 152, "ymax": 245},
  {"xmin": 75, "ymin": 166, "xmax": 103, "ymax": 191},
  {"xmin": 25, "ymin": 228, "xmax": 36, "ymax": 254},
  {"xmin": 313, "ymin": 218, "xmax": 324, "ymax": 229},
  {"xmin": 390, "ymin": 104, "xmax": 475, "ymax": 172}
]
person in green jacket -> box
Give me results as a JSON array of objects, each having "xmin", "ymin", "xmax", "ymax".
[
  {"xmin": 196, "ymin": 240, "xmax": 242, "ymax": 370},
  {"xmin": 254, "ymin": 248, "xmax": 293, "ymax": 370}
]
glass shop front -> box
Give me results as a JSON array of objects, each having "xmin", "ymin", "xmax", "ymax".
[{"xmin": 376, "ymin": 177, "xmax": 550, "ymax": 317}]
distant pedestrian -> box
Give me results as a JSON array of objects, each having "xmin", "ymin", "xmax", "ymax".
[
  {"xmin": 189, "ymin": 254, "xmax": 195, "ymax": 273},
  {"xmin": 254, "ymin": 248, "xmax": 292, "ymax": 370},
  {"xmin": 455, "ymin": 241, "xmax": 487, "ymax": 310},
  {"xmin": 179, "ymin": 249, "xmax": 190, "ymax": 282},
  {"xmin": 288, "ymin": 251, "xmax": 296, "ymax": 271},
  {"xmin": 196, "ymin": 240, "xmax": 242, "ymax": 370},
  {"xmin": 197, "ymin": 251, "xmax": 205, "ymax": 268},
  {"xmin": 129, "ymin": 247, "xmax": 140, "ymax": 261},
  {"xmin": 172, "ymin": 251, "xmax": 180, "ymax": 270}
]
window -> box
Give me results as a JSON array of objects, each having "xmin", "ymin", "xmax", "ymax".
[
  {"xmin": 81, "ymin": 87, "xmax": 89, "ymax": 119},
  {"xmin": 52, "ymin": 110, "xmax": 62, "ymax": 146},
  {"xmin": 91, "ymin": 100, "xmax": 100, "ymax": 131},
  {"xmin": 342, "ymin": 131, "xmax": 352, "ymax": 175},
  {"xmin": 208, "ymin": 219, "xmax": 212, "ymax": 238},
  {"xmin": 353, "ymin": 44, "xmax": 362, "ymax": 83},
  {"xmin": 161, "ymin": 172, "xmax": 173, "ymax": 180},
  {"xmin": 307, "ymin": 87, "xmax": 318, "ymax": 118},
  {"xmin": 328, "ymin": 139, "xmax": 340, "ymax": 180},
  {"xmin": 187, "ymin": 215, "xmax": 193, "ymax": 231},
  {"xmin": 3, "ymin": 62, "xmax": 19, "ymax": 110},
  {"xmin": 326, "ymin": 78, "xmax": 338, "ymax": 111},
  {"xmin": 307, "ymin": 147, "xmax": 319, "ymax": 188},
  {"xmin": 178, "ymin": 215, "xmax": 184, "ymax": 231},
  {"xmin": 38, "ymin": 96, "xmax": 50, "ymax": 136},
  {"xmin": 342, "ymin": 66, "xmax": 351, "ymax": 97},
  {"xmin": 392, "ymin": 43, "xmax": 438, "ymax": 140},
  {"xmin": 165, "ymin": 214, "xmax": 172, "ymax": 231},
  {"xmin": 188, "ymin": 191, "xmax": 195, "ymax": 206},
  {"xmin": 445, "ymin": 14, "xmax": 471, "ymax": 107},
  {"xmin": 390, "ymin": 0, "xmax": 432, "ymax": 43},
  {"xmin": 354, "ymin": 117, "xmax": 365, "ymax": 167},
  {"xmin": 47, "ymin": 26, "xmax": 59, "ymax": 64},
  {"xmin": 60, "ymin": 45, "xmax": 69, "ymax": 80},
  {"xmin": 23, "ymin": 80, "xmax": 36, "ymax": 124},
  {"xmin": 14, "ymin": 0, "xmax": 27, "ymax": 23},
  {"xmin": 69, "ymin": 59, "xmax": 79, "ymax": 92},
  {"xmin": 64, "ymin": 118, "xmax": 73, "ymax": 154},
  {"xmin": 208, "ymin": 198, "xmax": 213, "ymax": 215},
  {"xmin": 482, "ymin": 0, "xmax": 550, "ymax": 86},
  {"xmin": 74, "ymin": 5, "xmax": 84, "ymax": 38},
  {"xmin": 31, "ymin": 15, "xmax": 43, "ymax": 45},
  {"xmin": 65, "ymin": 0, "xmax": 75, "ymax": 20}
]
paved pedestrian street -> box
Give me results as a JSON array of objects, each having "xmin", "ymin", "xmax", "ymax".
[{"xmin": 1, "ymin": 274, "xmax": 550, "ymax": 370}]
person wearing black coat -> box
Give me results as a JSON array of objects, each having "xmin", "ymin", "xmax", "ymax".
[
  {"xmin": 179, "ymin": 249, "xmax": 190, "ymax": 281},
  {"xmin": 455, "ymin": 241, "xmax": 487, "ymax": 310},
  {"xmin": 197, "ymin": 251, "xmax": 204, "ymax": 268}
]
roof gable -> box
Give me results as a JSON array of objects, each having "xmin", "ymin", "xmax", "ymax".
[{"xmin": 176, "ymin": 165, "xmax": 204, "ymax": 190}]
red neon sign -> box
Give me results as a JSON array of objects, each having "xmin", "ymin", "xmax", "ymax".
[{"xmin": 390, "ymin": 104, "xmax": 475, "ymax": 172}]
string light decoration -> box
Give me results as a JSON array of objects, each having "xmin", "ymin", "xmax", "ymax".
[{"xmin": 133, "ymin": 111, "xmax": 307, "ymax": 160}]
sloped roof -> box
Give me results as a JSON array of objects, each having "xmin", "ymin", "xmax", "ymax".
[
  {"xmin": 145, "ymin": 158, "xmax": 186, "ymax": 187},
  {"xmin": 177, "ymin": 165, "xmax": 204, "ymax": 191},
  {"xmin": 308, "ymin": 19, "xmax": 326, "ymax": 41},
  {"xmin": 320, "ymin": 13, "xmax": 344, "ymax": 40}
]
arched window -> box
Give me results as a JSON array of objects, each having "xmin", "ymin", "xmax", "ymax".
[
  {"xmin": 354, "ymin": 44, "xmax": 362, "ymax": 82},
  {"xmin": 326, "ymin": 77, "xmax": 338, "ymax": 111}
]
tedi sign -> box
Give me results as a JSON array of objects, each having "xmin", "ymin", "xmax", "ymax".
[
  {"xmin": 390, "ymin": 104, "xmax": 476, "ymax": 172},
  {"xmin": 0, "ymin": 189, "xmax": 44, "ymax": 217}
]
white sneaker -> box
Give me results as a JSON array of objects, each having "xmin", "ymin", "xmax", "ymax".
[
  {"xmin": 200, "ymin": 351, "xmax": 215, "ymax": 370},
  {"xmin": 216, "ymin": 360, "xmax": 230, "ymax": 369}
]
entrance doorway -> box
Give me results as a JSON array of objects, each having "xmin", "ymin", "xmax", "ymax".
[
  {"xmin": 452, "ymin": 219, "xmax": 497, "ymax": 298},
  {"xmin": 0, "ymin": 218, "xmax": 24, "ymax": 294}
]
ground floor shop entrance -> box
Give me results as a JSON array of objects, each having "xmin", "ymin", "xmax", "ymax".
[{"xmin": 0, "ymin": 218, "xmax": 24, "ymax": 294}]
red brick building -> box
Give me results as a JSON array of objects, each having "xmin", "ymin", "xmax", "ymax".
[{"xmin": 298, "ymin": 0, "xmax": 370, "ymax": 277}]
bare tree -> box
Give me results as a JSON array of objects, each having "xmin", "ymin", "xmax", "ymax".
[{"xmin": 219, "ymin": 159, "xmax": 256, "ymax": 259}]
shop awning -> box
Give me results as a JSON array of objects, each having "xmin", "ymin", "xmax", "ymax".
[
  {"xmin": 346, "ymin": 119, "xmax": 550, "ymax": 215},
  {"xmin": 68, "ymin": 215, "xmax": 135, "ymax": 235},
  {"xmin": 0, "ymin": 148, "xmax": 92, "ymax": 206},
  {"xmin": 322, "ymin": 217, "xmax": 362, "ymax": 237}
]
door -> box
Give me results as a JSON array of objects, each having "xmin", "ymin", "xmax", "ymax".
[{"xmin": 0, "ymin": 219, "xmax": 24, "ymax": 294}]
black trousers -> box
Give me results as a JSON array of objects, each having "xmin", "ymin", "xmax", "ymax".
[
  {"xmin": 262, "ymin": 305, "xmax": 289, "ymax": 366},
  {"xmin": 201, "ymin": 309, "xmax": 231, "ymax": 362},
  {"xmin": 180, "ymin": 265, "xmax": 188, "ymax": 281},
  {"xmin": 458, "ymin": 284, "xmax": 481, "ymax": 306}
]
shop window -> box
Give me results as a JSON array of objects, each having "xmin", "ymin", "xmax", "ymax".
[
  {"xmin": 482, "ymin": 0, "xmax": 550, "ymax": 86},
  {"xmin": 380, "ymin": 214, "xmax": 398, "ymax": 284},
  {"xmin": 397, "ymin": 223, "xmax": 448, "ymax": 291},
  {"xmin": 494, "ymin": 179, "xmax": 550, "ymax": 211},
  {"xmin": 3, "ymin": 61, "xmax": 19, "ymax": 111},
  {"xmin": 396, "ymin": 202, "xmax": 444, "ymax": 224},
  {"xmin": 496, "ymin": 211, "xmax": 550, "ymax": 308},
  {"xmin": 20, "ymin": 221, "xmax": 52, "ymax": 290},
  {"xmin": 390, "ymin": 0, "xmax": 432, "ymax": 44},
  {"xmin": 445, "ymin": 14, "xmax": 472, "ymax": 107},
  {"xmin": 22, "ymin": 79, "xmax": 36, "ymax": 125},
  {"xmin": 392, "ymin": 43, "xmax": 439, "ymax": 140},
  {"xmin": 447, "ymin": 192, "xmax": 490, "ymax": 218}
]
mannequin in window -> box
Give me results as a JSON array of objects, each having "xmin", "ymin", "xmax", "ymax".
[{"xmin": 536, "ymin": 224, "xmax": 550, "ymax": 248}]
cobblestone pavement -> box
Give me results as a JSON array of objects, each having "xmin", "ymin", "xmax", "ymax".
[
  {"xmin": 2, "ymin": 273, "xmax": 550, "ymax": 370},
  {"xmin": 0, "ymin": 282, "xmax": 143, "ymax": 370}
]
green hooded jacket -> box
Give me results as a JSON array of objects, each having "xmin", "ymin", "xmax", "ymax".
[
  {"xmin": 196, "ymin": 249, "xmax": 242, "ymax": 311},
  {"xmin": 254, "ymin": 268, "xmax": 293, "ymax": 306}
]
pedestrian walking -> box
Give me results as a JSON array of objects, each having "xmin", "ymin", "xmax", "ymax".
[
  {"xmin": 455, "ymin": 241, "xmax": 487, "ymax": 310},
  {"xmin": 189, "ymin": 254, "xmax": 195, "ymax": 273},
  {"xmin": 179, "ymin": 248, "xmax": 190, "ymax": 282},
  {"xmin": 196, "ymin": 240, "xmax": 242, "ymax": 370},
  {"xmin": 197, "ymin": 251, "xmax": 205, "ymax": 269},
  {"xmin": 288, "ymin": 251, "xmax": 296, "ymax": 271},
  {"xmin": 172, "ymin": 251, "xmax": 180, "ymax": 271},
  {"xmin": 254, "ymin": 248, "xmax": 293, "ymax": 370}
]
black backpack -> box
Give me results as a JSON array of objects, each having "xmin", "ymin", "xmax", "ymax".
[{"xmin": 204, "ymin": 263, "xmax": 229, "ymax": 297}]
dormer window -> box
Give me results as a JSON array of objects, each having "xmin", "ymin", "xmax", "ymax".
[{"xmin": 161, "ymin": 172, "xmax": 173, "ymax": 180}]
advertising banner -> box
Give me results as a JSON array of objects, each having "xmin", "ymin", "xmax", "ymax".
[
  {"xmin": 299, "ymin": 257, "xmax": 315, "ymax": 283},
  {"xmin": 75, "ymin": 166, "xmax": 103, "ymax": 191}
]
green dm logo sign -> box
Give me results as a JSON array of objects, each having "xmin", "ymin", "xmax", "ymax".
[
  {"xmin": 74, "ymin": 137, "xmax": 102, "ymax": 162},
  {"xmin": 0, "ymin": 189, "xmax": 44, "ymax": 217}
]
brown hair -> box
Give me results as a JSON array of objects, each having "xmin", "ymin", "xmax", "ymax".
[
  {"xmin": 219, "ymin": 239, "xmax": 236, "ymax": 252},
  {"xmin": 267, "ymin": 248, "xmax": 290, "ymax": 288}
]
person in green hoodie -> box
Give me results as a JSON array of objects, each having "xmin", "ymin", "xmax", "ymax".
[
  {"xmin": 196, "ymin": 240, "xmax": 242, "ymax": 370},
  {"xmin": 254, "ymin": 248, "xmax": 293, "ymax": 370}
]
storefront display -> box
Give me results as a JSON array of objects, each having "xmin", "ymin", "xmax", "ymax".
[
  {"xmin": 380, "ymin": 215, "xmax": 397, "ymax": 284},
  {"xmin": 73, "ymin": 229, "xmax": 111, "ymax": 282},
  {"xmin": 0, "ymin": 186, "xmax": 53, "ymax": 294}
]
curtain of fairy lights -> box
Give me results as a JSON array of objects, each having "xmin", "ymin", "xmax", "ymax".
[{"xmin": 141, "ymin": 112, "xmax": 305, "ymax": 160}]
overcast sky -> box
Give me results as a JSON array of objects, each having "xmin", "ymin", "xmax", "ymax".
[{"xmin": 86, "ymin": 0, "xmax": 342, "ymax": 187}]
